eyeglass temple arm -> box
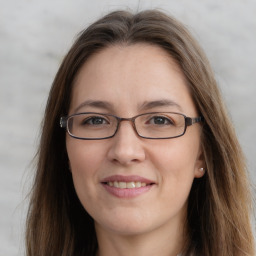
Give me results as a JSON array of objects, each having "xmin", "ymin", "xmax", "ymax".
[
  {"xmin": 185, "ymin": 116, "xmax": 203, "ymax": 126},
  {"xmin": 60, "ymin": 117, "xmax": 67, "ymax": 128}
]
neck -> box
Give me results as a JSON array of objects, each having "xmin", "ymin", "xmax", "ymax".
[{"xmin": 95, "ymin": 220, "xmax": 186, "ymax": 256}]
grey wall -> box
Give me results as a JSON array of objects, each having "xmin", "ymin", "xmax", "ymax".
[{"xmin": 1, "ymin": 0, "xmax": 255, "ymax": 255}]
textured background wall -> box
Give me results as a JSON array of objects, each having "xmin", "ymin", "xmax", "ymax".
[{"xmin": 1, "ymin": 0, "xmax": 255, "ymax": 255}]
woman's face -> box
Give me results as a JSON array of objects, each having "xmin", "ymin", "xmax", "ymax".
[{"xmin": 66, "ymin": 44, "xmax": 204, "ymax": 237}]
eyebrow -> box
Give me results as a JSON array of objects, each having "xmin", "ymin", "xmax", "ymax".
[
  {"xmin": 139, "ymin": 99, "xmax": 183, "ymax": 112},
  {"xmin": 74, "ymin": 100, "xmax": 114, "ymax": 113},
  {"xmin": 73, "ymin": 99, "xmax": 183, "ymax": 114}
]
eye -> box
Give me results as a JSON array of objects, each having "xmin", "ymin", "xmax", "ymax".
[
  {"xmin": 82, "ymin": 116, "xmax": 109, "ymax": 126},
  {"xmin": 148, "ymin": 116, "xmax": 174, "ymax": 125}
]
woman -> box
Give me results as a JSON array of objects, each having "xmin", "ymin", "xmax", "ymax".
[{"xmin": 25, "ymin": 10, "xmax": 255, "ymax": 256}]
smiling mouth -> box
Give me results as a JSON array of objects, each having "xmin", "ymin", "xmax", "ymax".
[
  {"xmin": 101, "ymin": 175, "xmax": 155, "ymax": 197},
  {"xmin": 103, "ymin": 181, "xmax": 154, "ymax": 189}
]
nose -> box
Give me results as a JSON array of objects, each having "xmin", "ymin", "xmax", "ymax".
[{"xmin": 107, "ymin": 120, "xmax": 146, "ymax": 165}]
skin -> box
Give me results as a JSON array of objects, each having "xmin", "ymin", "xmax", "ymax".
[{"xmin": 66, "ymin": 44, "xmax": 205, "ymax": 256}]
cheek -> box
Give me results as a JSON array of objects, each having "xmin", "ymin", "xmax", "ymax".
[
  {"xmin": 147, "ymin": 136, "xmax": 200, "ymax": 194},
  {"xmin": 66, "ymin": 140, "xmax": 108, "ymax": 212},
  {"xmin": 66, "ymin": 140, "xmax": 107, "ymax": 201},
  {"xmin": 67, "ymin": 140, "xmax": 105, "ymax": 175},
  {"xmin": 150, "ymin": 139, "xmax": 199, "ymax": 173}
]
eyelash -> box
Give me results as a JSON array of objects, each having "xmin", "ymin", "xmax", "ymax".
[
  {"xmin": 81, "ymin": 115, "xmax": 175, "ymax": 126},
  {"xmin": 82, "ymin": 116, "xmax": 109, "ymax": 125},
  {"xmin": 147, "ymin": 116, "xmax": 174, "ymax": 125}
]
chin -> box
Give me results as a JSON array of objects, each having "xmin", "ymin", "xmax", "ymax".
[
  {"xmin": 94, "ymin": 209, "xmax": 161, "ymax": 236},
  {"xmin": 100, "ymin": 222, "xmax": 153, "ymax": 236}
]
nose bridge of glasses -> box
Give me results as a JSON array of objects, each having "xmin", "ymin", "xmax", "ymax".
[{"xmin": 116, "ymin": 116, "xmax": 138, "ymax": 134}]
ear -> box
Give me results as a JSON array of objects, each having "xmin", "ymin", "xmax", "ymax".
[{"xmin": 194, "ymin": 147, "xmax": 205, "ymax": 178}]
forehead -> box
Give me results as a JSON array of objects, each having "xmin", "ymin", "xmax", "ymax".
[{"xmin": 70, "ymin": 43, "xmax": 196, "ymax": 116}]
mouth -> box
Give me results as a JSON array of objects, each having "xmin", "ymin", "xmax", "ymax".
[
  {"xmin": 101, "ymin": 175, "xmax": 155, "ymax": 198},
  {"xmin": 104, "ymin": 181, "xmax": 151, "ymax": 189}
]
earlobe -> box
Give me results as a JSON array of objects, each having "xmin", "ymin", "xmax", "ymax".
[
  {"xmin": 194, "ymin": 167, "xmax": 205, "ymax": 178},
  {"xmin": 194, "ymin": 148, "xmax": 205, "ymax": 178}
]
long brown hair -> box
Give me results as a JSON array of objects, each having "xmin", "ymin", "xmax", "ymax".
[{"xmin": 26, "ymin": 10, "xmax": 255, "ymax": 256}]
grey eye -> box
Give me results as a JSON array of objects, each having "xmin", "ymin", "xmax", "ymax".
[
  {"xmin": 83, "ymin": 117, "xmax": 109, "ymax": 125},
  {"xmin": 149, "ymin": 116, "xmax": 173, "ymax": 125}
]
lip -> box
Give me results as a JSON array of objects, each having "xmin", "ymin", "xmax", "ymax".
[
  {"xmin": 101, "ymin": 175, "xmax": 155, "ymax": 184},
  {"xmin": 101, "ymin": 175, "xmax": 156, "ymax": 198}
]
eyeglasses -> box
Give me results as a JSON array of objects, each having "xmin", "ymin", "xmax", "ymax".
[{"xmin": 60, "ymin": 112, "xmax": 203, "ymax": 140}]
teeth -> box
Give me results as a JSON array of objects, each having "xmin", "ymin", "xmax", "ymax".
[
  {"xmin": 107, "ymin": 181, "xmax": 148, "ymax": 188},
  {"xmin": 119, "ymin": 182, "xmax": 126, "ymax": 189},
  {"xmin": 127, "ymin": 182, "xmax": 136, "ymax": 188}
]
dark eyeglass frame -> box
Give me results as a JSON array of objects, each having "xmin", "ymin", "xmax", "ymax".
[{"xmin": 60, "ymin": 112, "xmax": 203, "ymax": 140}]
